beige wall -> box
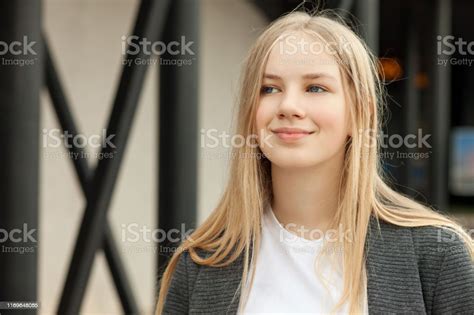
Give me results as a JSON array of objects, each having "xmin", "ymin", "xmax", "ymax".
[{"xmin": 40, "ymin": 0, "xmax": 266, "ymax": 314}]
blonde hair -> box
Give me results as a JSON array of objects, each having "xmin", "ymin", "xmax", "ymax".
[{"xmin": 155, "ymin": 10, "xmax": 474, "ymax": 314}]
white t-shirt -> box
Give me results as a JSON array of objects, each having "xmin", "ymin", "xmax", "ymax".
[{"xmin": 237, "ymin": 207, "xmax": 368, "ymax": 314}]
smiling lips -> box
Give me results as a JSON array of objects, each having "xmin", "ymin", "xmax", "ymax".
[{"xmin": 271, "ymin": 127, "xmax": 315, "ymax": 141}]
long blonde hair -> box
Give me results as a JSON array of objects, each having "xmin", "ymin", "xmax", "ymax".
[{"xmin": 155, "ymin": 10, "xmax": 474, "ymax": 314}]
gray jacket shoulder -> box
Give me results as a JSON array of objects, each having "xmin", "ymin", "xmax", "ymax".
[
  {"xmin": 374, "ymin": 221, "xmax": 474, "ymax": 314},
  {"xmin": 410, "ymin": 224, "xmax": 474, "ymax": 314},
  {"xmin": 163, "ymin": 223, "xmax": 473, "ymax": 314}
]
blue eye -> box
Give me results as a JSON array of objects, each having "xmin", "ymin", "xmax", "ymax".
[
  {"xmin": 261, "ymin": 86, "xmax": 279, "ymax": 94},
  {"xmin": 307, "ymin": 85, "xmax": 326, "ymax": 93}
]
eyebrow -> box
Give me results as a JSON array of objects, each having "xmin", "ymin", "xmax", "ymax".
[{"xmin": 263, "ymin": 72, "xmax": 337, "ymax": 82}]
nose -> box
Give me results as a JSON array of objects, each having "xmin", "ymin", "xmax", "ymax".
[{"xmin": 277, "ymin": 89, "xmax": 306, "ymax": 119}]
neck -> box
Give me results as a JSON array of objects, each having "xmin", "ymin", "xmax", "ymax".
[{"xmin": 271, "ymin": 148, "xmax": 345, "ymax": 240}]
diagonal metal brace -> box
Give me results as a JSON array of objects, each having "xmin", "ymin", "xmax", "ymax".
[
  {"xmin": 44, "ymin": 38, "xmax": 139, "ymax": 314},
  {"xmin": 56, "ymin": 0, "xmax": 171, "ymax": 313}
]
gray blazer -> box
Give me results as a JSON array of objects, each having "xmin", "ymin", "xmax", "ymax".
[{"xmin": 161, "ymin": 216, "xmax": 474, "ymax": 314}]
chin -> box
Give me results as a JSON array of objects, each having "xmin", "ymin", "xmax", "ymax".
[{"xmin": 267, "ymin": 154, "xmax": 323, "ymax": 169}]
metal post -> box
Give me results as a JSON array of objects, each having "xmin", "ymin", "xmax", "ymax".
[
  {"xmin": 0, "ymin": 0, "xmax": 42, "ymax": 313},
  {"xmin": 432, "ymin": 0, "xmax": 451, "ymax": 210},
  {"xmin": 339, "ymin": 0, "xmax": 354, "ymax": 18},
  {"xmin": 356, "ymin": 0, "xmax": 379, "ymax": 55},
  {"xmin": 158, "ymin": 0, "xmax": 199, "ymax": 272},
  {"xmin": 404, "ymin": 11, "xmax": 420, "ymax": 194}
]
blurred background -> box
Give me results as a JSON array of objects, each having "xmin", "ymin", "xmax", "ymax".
[{"xmin": 0, "ymin": 0, "xmax": 472, "ymax": 314}]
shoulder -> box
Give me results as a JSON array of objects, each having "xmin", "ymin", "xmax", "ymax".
[
  {"xmin": 408, "ymin": 224, "xmax": 472, "ymax": 278},
  {"xmin": 409, "ymin": 225, "xmax": 474, "ymax": 313},
  {"xmin": 165, "ymin": 249, "xmax": 209, "ymax": 293},
  {"xmin": 408, "ymin": 224, "xmax": 472, "ymax": 263},
  {"xmin": 369, "ymin": 219, "xmax": 473, "ymax": 313},
  {"xmin": 369, "ymin": 217, "xmax": 472, "ymax": 273},
  {"xmin": 370, "ymin": 216, "xmax": 471, "ymax": 255},
  {"xmin": 173, "ymin": 248, "xmax": 207, "ymax": 279}
]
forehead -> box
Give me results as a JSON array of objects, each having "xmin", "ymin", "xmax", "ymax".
[{"xmin": 265, "ymin": 31, "xmax": 342, "ymax": 82}]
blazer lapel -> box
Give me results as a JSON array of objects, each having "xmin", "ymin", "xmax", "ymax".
[{"xmin": 190, "ymin": 251, "xmax": 245, "ymax": 314}]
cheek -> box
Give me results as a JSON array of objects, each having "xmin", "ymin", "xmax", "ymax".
[
  {"xmin": 255, "ymin": 103, "xmax": 272, "ymax": 130},
  {"xmin": 310, "ymin": 100, "xmax": 348, "ymax": 135}
]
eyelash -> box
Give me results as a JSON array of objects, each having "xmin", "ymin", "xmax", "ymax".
[{"xmin": 260, "ymin": 85, "xmax": 327, "ymax": 94}]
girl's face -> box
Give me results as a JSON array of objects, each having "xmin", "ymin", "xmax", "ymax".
[{"xmin": 256, "ymin": 32, "xmax": 351, "ymax": 168}]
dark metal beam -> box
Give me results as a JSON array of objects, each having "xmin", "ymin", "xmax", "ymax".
[
  {"xmin": 357, "ymin": 0, "xmax": 379, "ymax": 55},
  {"xmin": 404, "ymin": 9, "xmax": 420, "ymax": 195},
  {"xmin": 44, "ymin": 38, "xmax": 139, "ymax": 314},
  {"xmin": 0, "ymin": 1, "xmax": 41, "ymax": 314},
  {"xmin": 432, "ymin": 0, "xmax": 451, "ymax": 210},
  {"xmin": 158, "ymin": 0, "xmax": 199, "ymax": 272},
  {"xmin": 251, "ymin": 0, "xmax": 351, "ymax": 21},
  {"xmin": 57, "ymin": 0, "xmax": 171, "ymax": 313},
  {"xmin": 339, "ymin": 0, "xmax": 354, "ymax": 18}
]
